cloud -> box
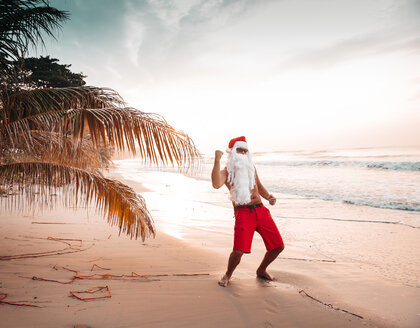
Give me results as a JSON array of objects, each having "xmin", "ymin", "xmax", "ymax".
[
  {"xmin": 378, "ymin": 35, "xmax": 420, "ymax": 54},
  {"xmin": 121, "ymin": 0, "xmax": 259, "ymax": 76},
  {"xmin": 276, "ymin": 0, "xmax": 420, "ymax": 70},
  {"xmin": 46, "ymin": 0, "xmax": 420, "ymax": 97},
  {"xmin": 178, "ymin": 0, "xmax": 256, "ymax": 27},
  {"xmin": 278, "ymin": 30, "xmax": 420, "ymax": 70}
]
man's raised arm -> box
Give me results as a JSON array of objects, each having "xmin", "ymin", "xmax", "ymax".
[{"xmin": 211, "ymin": 150, "xmax": 228, "ymax": 189}]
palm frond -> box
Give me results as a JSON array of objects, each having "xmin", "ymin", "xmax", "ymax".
[
  {"xmin": 4, "ymin": 105, "xmax": 200, "ymax": 166},
  {"xmin": 63, "ymin": 107, "xmax": 200, "ymax": 166},
  {"xmin": 27, "ymin": 130, "xmax": 112, "ymax": 168},
  {"xmin": 0, "ymin": 0, "xmax": 69, "ymax": 60},
  {"xmin": 0, "ymin": 161, "xmax": 155, "ymax": 240},
  {"xmin": 3, "ymin": 86, "xmax": 124, "ymax": 122}
]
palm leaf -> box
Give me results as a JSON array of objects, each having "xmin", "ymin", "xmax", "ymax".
[
  {"xmin": 28, "ymin": 130, "xmax": 112, "ymax": 168},
  {"xmin": 0, "ymin": 126, "xmax": 112, "ymax": 169},
  {"xmin": 3, "ymin": 105, "xmax": 200, "ymax": 166},
  {"xmin": 0, "ymin": 0, "xmax": 69, "ymax": 59},
  {"xmin": 0, "ymin": 161, "xmax": 155, "ymax": 240},
  {"xmin": 2, "ymin": 86, "xmax": 124, "ymax": 122}
]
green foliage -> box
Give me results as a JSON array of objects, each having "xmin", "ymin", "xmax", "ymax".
[
  {"xmin": 0, "ymin": 0, "xmax": 69, "ymax": 80},
  {"xmin": 19, "ymin": 56, "xmax": 87, "ymax": 87}
]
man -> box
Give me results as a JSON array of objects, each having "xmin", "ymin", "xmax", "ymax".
[{"xmin": 211, "ymin": 136, "xmax": 284, "ymax": 287}]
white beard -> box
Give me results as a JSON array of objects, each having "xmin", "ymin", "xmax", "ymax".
[{"xmin": 227, "ymin": 151, "xmax": 255, "ymax": 205}]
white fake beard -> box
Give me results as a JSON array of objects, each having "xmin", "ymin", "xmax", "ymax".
[{"xmin": 227, "ymin": 151, "xmax": 255, "ymax": 205}]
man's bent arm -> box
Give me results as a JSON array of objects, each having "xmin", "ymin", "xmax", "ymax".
[
  {"xmin": 256, "ymin": 170, "xmax": 275, "ymax": 201},
  {"xmin": 212, "ymin": 150, "xmax": 227, "ymax": 189}
]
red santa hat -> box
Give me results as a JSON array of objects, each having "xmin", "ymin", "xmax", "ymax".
[{"xmin": 227, "ymin": 136, "xmax": 248, "ymax": 152}]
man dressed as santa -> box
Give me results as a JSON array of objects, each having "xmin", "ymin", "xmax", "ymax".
[{"xmin": 211, "ymin": 136, "xmax": 284, "ymax": 287}]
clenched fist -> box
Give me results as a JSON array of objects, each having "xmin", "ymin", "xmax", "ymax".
[
  {"xmin": 215, "ymin": 150, "xmax": 224, "ymax": 161},
  {"xmin": 268, "ymin": 195, "xmax": 276, "ymax": 206}
]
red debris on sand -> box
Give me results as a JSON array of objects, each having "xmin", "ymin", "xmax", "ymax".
[
  {"xmin": 30, "ymin": 265, "xmax": 210, "ymax": 285},
  {"xmin": 31, "ymin": 265, "xmax": 155, "ymax": 284},
  {"xmin": 76, "ymin": 272, "xmax": 154, "ymax": 281},
  {"xmin": 70, "ymin": 286, "xmax": 111, "ymax": 301},
  {"xmin": 0, "ymin": 293, "xmax": 40, "ymax": 308},
  {"xmin": 90, "ymin": 264, "xmax": 111, "ymax": 271},
  {"xmin": 53, "ymin": 264, "xmax": 78, "ymax": 274},
  {"xmin": 32, "ymin": 276, "xmax": 74, "ymax": 284},
  {"xmin": 31, "ymin": 265, "xmax": 79, "ymax": 284}
]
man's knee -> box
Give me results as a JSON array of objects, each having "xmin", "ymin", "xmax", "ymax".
[
  {"xmin": 274, "ymin": 245, "xmax": 284, "ymax": 253},
  {"xmin": 231, "ymin": 250, "xmax": 244, "ymax": 258}
]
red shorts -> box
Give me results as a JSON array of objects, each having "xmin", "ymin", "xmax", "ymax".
[{"xmin": 233, "ymin": 205, "xmax": 284, "ymax": 253}]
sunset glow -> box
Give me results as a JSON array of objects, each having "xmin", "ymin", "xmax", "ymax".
[{"xmin": 41, "ymin": 0, "xmax": 420, "ymax": 153}]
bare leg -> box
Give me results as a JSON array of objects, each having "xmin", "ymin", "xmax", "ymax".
[
  {"xmin": 256, "ymin": 245, "xmax": 284, "ymax": 281},
  {"xmin": 218, "ymin": 250, "xmax": 244, "ymax": 287}
]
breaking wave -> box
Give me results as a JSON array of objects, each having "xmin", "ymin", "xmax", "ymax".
[
  {"xmin": 270, "ymin": 188, "xmax": 420, "ymax": 212},
  {"xmin": 256, "ymin": 160, "xmax": 420, "ymax": 171}
]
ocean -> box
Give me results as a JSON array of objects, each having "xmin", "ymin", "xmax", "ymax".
[
  {"xmin": 115, "ymin": 146, "xmax": 420, "ymax": 213},
  {"xmin": 249, "ymin": 146, "xmax": 420, "ymax": 212}
]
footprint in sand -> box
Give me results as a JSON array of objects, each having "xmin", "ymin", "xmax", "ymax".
[
  {"xmin": 262, "ymin": 320, "xmax": 274, "ymax": 327},
  {"xmin": 264, "ymin": 298, "xmax": 278, "ymax": 314}
]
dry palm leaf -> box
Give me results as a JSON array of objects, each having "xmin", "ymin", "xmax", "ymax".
[
  {"xmin": 1, "ymin": 129, "xmax": 111, "ymax": 169},
  {"xmin": 3, "ymin": 87, "xmax": 124, "ymax": 121},
  {"xmin": 2, "ymin": 87, "xmax": 200, "ymax": 166},
  {"xmin": 0, "ymin": 162, "xmax": 154, "ymax": 240},
  {"xmin": 31, "ymin": 130, "xmax": 112, "ymax": 169}
]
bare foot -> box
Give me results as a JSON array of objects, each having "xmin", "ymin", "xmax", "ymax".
[
  {"xmin": 256, "ymin": 270, "xmax": 273, "ymax": 281},
  {"xmin": 218, "ymin": 274, "xmax": 231, "ymax": 287}
]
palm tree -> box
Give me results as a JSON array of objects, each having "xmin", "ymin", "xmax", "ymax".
[
  {"xmin": 0, "ymin": 0, "xmax": 200, "ymax": 240},
  {"xmin": 0, "ymin": 0, "xmax": 69, "ymax": 81}
]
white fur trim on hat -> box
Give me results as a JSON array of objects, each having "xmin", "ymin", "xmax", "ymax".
[{"xmin": 232, "ymin": 141, "xmax": 248, "ymax": 150}]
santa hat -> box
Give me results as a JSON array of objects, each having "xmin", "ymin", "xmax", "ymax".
[{"xmin": 227, "ymin": 136, "xmax": 248, "ymax": 152}]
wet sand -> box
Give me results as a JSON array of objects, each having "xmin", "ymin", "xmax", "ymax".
[{"xmin": 0, "ymin": 169, "xmax": 419, "ymax": 327}]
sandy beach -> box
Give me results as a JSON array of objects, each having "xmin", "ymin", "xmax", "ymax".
[
  {"xmin": 2, "ymin": 1, "xmax": 419, "ymax": 327},
  {"xmin": 0, "ymin": 167, "xmax": 419, "ymax": 328}
]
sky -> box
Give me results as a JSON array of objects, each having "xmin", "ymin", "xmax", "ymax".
[{"xmin": 35, "ymin": 0, "xmax": 420, "ymax": 154}]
